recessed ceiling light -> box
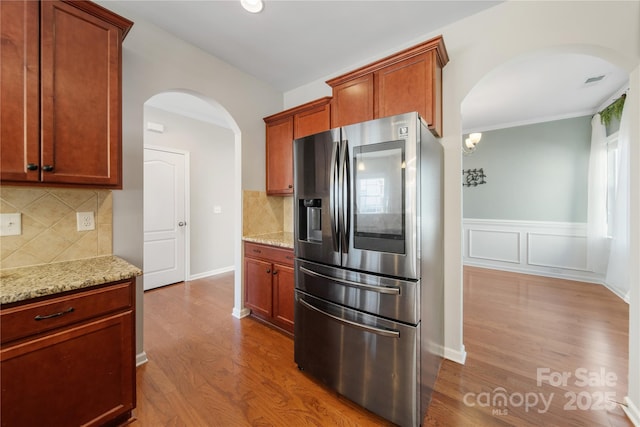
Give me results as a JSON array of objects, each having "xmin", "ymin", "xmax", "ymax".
[{"xmin": 241, "ymin": 0, "xmax": 263, "ymax": 13}]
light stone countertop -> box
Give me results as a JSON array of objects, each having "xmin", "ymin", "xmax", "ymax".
[
  {"xmin": 242, "ymin": 232, "xmax": 294, "ymax": 249},
  {"xmin": 0, "ymin": 256, "xmax": 142, "ymax": 305}
]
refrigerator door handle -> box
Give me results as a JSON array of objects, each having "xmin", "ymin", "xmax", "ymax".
[
  {"xmin": 298, "ymin": 297, "xmax": 400, "ymax": 338},
  {"xmin": 330, "ymin": 140, "xmax": 340, "ymax": 252},
  {"xmin": 340, "ymin": 139, "xmax": 350, "ymax": 253},
  {"xmin": 299, "ymin": 266, "xmax": 401, "ymax": 295}
]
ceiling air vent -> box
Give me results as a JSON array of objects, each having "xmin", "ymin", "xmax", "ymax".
[{"xmin": 584, "ymin": 75, "xmax": 606, "ymax": 85}]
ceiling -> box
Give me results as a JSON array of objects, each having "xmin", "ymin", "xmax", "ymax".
[{"xmin": 103, "ymin": 0, "xmax": 629, "ymax": 131}]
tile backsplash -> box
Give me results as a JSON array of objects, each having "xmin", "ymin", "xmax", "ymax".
[
  {"xmin": 0, "ymin": 187, "xmax": 112, "ymax": 269},
  {"xmin": 243, "ymin": 190, "xmax": 293, "ymax": 236}
]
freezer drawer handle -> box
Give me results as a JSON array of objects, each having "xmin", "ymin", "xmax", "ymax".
[
  {"xmin": 300, "ymin": 266, "xmax": 400, "ymax": 295},
  {"xmin": 299, "ymin": 298, "xmax": 400, "ymax": 338}
]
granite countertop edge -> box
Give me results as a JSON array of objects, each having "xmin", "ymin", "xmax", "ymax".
[
  {"xmin": 242, "ymin": 232, "xmax": 294, "ymax": 249},
  {"xmin": 0, "ymin": 255, "xmax": 143, "ymax": 305}
]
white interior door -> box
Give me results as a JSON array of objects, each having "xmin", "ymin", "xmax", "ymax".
[{"xmin": 144, "ymin": 147, "xmax": 187, "ymax": 290}]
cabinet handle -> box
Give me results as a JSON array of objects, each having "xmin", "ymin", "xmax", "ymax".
[
  {"xmin": 34, "ymin": 307, "xmax": 74, "ymax": 321},
  {"xmin": 42, "ymin": 165, "xmax": 54, "ymax": 172},
  {"xmin": 26, "ymin": 163, "xmax": 38, "ymax": 171},
  {"xmin": 266, "ymin": 268, "xmax": 271, "ymax": 274},
  {"xmin": 253, "ymin": 249, "xmax": 261, "ymax": 254}
]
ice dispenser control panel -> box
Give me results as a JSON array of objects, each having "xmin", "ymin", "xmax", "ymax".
[{"xmin": 298, "ymin": 199, "xmax": 322, "ymax": 242}]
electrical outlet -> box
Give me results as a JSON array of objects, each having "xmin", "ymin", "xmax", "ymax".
[
  {"xmin": 0, "ymin": 213, "xmax": 22, "ymax": 236},
  {"xmin": 76, "ymin": 211, "xmax": 95, "ymax": 231}
]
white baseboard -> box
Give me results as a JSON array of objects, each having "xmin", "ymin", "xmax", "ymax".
[
  {"xmin": 136, "ymin": 351, "xmax": 148, "ymax": 367},
  {"xmin": 190, "ymin": 265, "xmax": 234, "ymax": 281},
  {"xmin": 232, "ymin": 307, "xmax": 250, "ymax": 319},
  {"xmin": 444, "ymin": 345, "xmax": 467, "ymax": 365},
  {"xmin": 624, "ymin": 397, "xmax": 640, "ymax": 426}
]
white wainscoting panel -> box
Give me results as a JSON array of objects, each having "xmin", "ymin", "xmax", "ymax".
[
  {"xmin": 469, "ymin": 229, "xmax": 520, "ymax": 263},
  {"xmin": 528, "ymin": 233, "xmax": 588, "ymax": 271},
  {"xmin": 463, "ymin": 219, "xmax": 602, "ymax": 284}
]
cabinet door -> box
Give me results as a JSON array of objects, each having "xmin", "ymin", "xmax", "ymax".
[
  {"xmin": 375, "ymin": 51, "xmax": 440, "ymax": 135},
  {"xmin": 272, "ymin": 263, "xmax": 295, "ymax": 333},
  {"xmin": 330, "ymin": 74, "xmax": 374, "ymax": 128},
  {"xmin": 245, "ymin": 257, "xmax": 273, "ymax": 319},
  {"xmin": 40, "ymin": 0, "xmax": 122, "ymax": 187},
  {"xmin": 1, "ymin": 311, "xmax": 135, "ymax": 427},
  {"xmin": 294, "ymin": 103, "xmax": 330, "ymax": 139},
  {"xmin": 265, "ymin": 116, "xmax": 294, "ymax": 195},
  {"xmin": 0, "ymin": 0, "xmax": 40, "ymax": 182}
]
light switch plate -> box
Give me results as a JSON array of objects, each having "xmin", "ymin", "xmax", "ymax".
[
  {"xmin": 0, "ymin": 213, "xmax": 22, "ymax": 236},
  {"xmin": 77, "ymin": 211, "xmax": 95, "ymax": 231}
]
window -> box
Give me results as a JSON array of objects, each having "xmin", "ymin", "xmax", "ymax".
[{"xmin": 606, "ymin": 131, "xmax": 619, "ymax": 238}]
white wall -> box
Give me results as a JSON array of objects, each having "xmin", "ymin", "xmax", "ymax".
[
  {"xmin": 285, "ymin": 0, "xmax": 640, "ymax": 417},
  {"xmin": 100, "ymin": 6, "xmax": 283, "ymax": 361},
  {"xmin": 144, "ymin": 106, "xmax": 235, "ymax": 278}
]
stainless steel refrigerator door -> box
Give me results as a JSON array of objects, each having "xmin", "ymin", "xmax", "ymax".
[
  {"xmin": 294, "ymin": 291, "xmax": 420, "ymax": 427},
  {"xmin": 341, "ymin": 112, "xmax": 421, "ymax": 280},
  {"xmin": 295, "ymin": 259, "xmax": 419, "ymax": 325},
  {"xmin": 293, "ymin": 129, "xmax": 341, "ymax": 267}
]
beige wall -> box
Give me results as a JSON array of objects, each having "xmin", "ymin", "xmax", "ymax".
[{"xmin": 0, "ymin": 187, "xmax": 112, "ymax": 269}]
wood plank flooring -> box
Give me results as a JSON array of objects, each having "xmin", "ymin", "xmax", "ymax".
[{"xmin": 130, "ymin": 267, "xmax": 631, "ymax": 426}]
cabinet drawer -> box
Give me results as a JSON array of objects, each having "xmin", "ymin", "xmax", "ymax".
[
  {"xmin": 1, "ymin": 279, "xmax": 133, "ymax": 344},
  {"xmin": 244, "ymin": 242, "xmax": 294, "ymax": 266}
]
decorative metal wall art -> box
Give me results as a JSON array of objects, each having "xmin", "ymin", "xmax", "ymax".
[{"xmin": 462, "ymin": 168, "xmax": 487, "ymax": 187}]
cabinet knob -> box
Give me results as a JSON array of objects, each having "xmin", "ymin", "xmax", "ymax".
[
  {"xmin": 42, "ymin": 165, "xmax": 54, "ymax": 172},
  {"xmin": 273, "ymin": 270, "xmax": 278, "ymax": 275},
  {"xmin": 288, "ymin": 184, "xmax": 293, "ymax": 189},
  {"xmin": 26, "ymin": 163, "xmax": 38, "ymax": 171},
  {"xmin": 266, "ymin": 268, "xmax": 271, "ymax": 274}
]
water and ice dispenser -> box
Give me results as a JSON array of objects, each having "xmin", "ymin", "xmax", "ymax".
[{"xmin": 298, "ymin": 199, "xmax": 322, "ymax": 242}]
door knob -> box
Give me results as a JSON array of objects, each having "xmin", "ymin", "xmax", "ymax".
[{"xmin": 178, "ymin": 221, "xmax": 186, "ymax": 227}]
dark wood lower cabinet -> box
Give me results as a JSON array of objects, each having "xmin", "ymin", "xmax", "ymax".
[
  {"xmin": 0, "ymin": 279, "xmax": 136, "ymax": 427},
  {"xmin": 244, "ymin": 242, "xmax": 295, "ymax": 334}
]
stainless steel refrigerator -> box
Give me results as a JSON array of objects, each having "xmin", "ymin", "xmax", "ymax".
[{"xmin": 293, "ymin": 112, "xmax": 444, "ymax": 427}]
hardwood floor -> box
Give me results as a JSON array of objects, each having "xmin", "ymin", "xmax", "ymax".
[{"xmin": 130, "ymin": 267, "xmax": 631, "ymax": 426}]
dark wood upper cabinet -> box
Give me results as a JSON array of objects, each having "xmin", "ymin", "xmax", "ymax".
[
  {"xmin": 265, "ymin": 115, "xmax": 295, "ymax": 195},
  {"xmin": 0, "ymin": 0, "xmax": 133, "ymax": 188},
  {"xmin": 294, "ymin": 98, "xmax": 331, "ymax": 139},
  {"xmin": 0, "ymin": 0, "xmax": 40, "ymax": 182},
  {"xmin": 329, "ymin": 74, "xmax": 374, "ymax": 128},
  {"xmin": 327, "ymin": 35, "xmax": 449, "ymax": 136},
  {"xmin": 264, "ymin": 97, "xmax": 331, "ymax": 195}
]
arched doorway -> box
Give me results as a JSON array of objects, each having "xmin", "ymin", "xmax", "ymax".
[
  {"xmin": 141, "ymin": 89, "xmax": 245, "ymax": 314},
  {"xmin": 460, "ymin": 48, "xmax": 628, "ymax": 422}
]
